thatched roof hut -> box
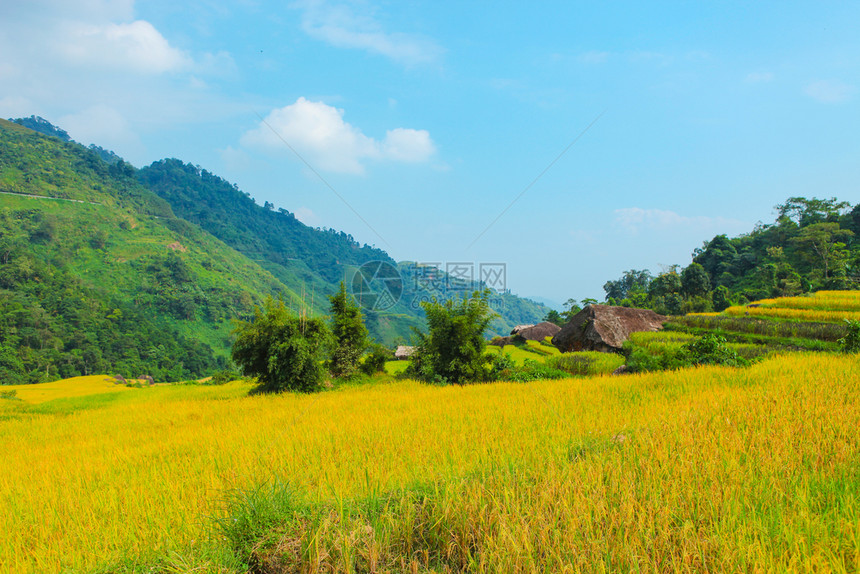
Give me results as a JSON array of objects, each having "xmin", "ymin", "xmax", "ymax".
[{"xmin": 394, "ymin": 345, "xmax": 415, "ymax": 360}]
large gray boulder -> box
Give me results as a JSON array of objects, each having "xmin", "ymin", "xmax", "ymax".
[
  {"xmin": 511, "ymin": 321, "xmax": 561, "ymax": 341},
  {"xmin": 552, "ymin": 305, "xmax": 667, "ymax": 353}
]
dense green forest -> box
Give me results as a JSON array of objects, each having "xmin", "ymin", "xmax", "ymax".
[
  {"xmin": 0, "ymin": 119, "xmax": 294, "ymax": 383},
  {"xmin": 593, "ymin": 197, "xmax": 859, "ymax": 316},
  {"xmin": 0, "ymin": 117, "xmax": 550, "ymax": 383},
  {"xmin": 137, "ymin": 158, "xmax": 551, "ymax": 342}
]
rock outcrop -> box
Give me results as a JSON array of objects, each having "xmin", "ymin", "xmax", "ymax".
[
  {"xmin": 488, "ymin": 336, "xmax": 514, "ymax": 347},
  {"xmin": 511, "ymin": 321, "xmax": 561, "ymax": 342},
  {"xmin": 552, "ymin": 305, "xmax": 667, "ymax": 353}
]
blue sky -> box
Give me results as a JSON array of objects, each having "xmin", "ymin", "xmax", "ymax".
[{"xmin": 1, "ymin": 1, "xmax": 858, "ymax": 305}]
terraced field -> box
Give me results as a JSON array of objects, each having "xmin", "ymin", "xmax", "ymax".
[{"xmin": 666, "ymin": 290, "xmax": 860, "ymax": 353}]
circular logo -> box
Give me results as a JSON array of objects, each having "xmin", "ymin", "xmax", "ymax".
[{"xmin": 351, "ymin": 261, "xmax": 403, "ymax": 311}]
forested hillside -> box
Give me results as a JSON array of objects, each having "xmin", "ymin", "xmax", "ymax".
[
  {"xmin": 0, "ymin": 118, "xmax": 551, "ymax": 383},
  {"xmin": 595, "ymin": 197, "xmax": 859, "ymax": 315},
  {"xmin": 0, "ymin": 119, "xmax": 293, "ymax": 383},
  {"xmin": 138, "ymin": 158, "xmax": 551, "ymax": 340}
]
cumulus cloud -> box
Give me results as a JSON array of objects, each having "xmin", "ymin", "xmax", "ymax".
[
  {"xmin": 804, "ymin": 80, "xmax": 854, "ymax": 103},
  {"xmin": 59, "ymin": 104, "xmax": 139, "ymax": 148},
  {"xmin": 0, "ymin": 1, "xmax": 240, "ymax": 162},
  {"xmin": 295, "ymin": 207, "xmax": 321, "ymax": 226},
  {"xmin": 0, "ymin": 2, "xmax": 199, "ymax": 76},
  {"xmin": 613, "ymin": 208, "xmax": 743, "ymax": 234},
  {"xmin": 241, "ymin": 98, "xmax": 436, "ymax": 174},
  {"xmin": 0, "ymin": 96, "xmax": 33, "ymax": 118},
  {"xmin": 1, "ymin": 0, "xmax": 135, "ymax": 22},
  {"xmin": 380, "ymin": 128, "xmax": 435, "ymax": 162},
  {"xmin": 55, "ymin": 20, "xmax": 191, "ymax": 74},
  {"xmin": 294, "ymin": 0, "xmax": 443, "ymax": 66}
]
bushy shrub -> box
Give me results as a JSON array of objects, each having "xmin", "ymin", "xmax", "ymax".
[
  {"xmin": 838, "ymin": 319, "xmax": 860, "ymax": 353},
  {"xmin": 407, "ymin": 290, "xmax": 496, "ymax": 385},
  {"xmin": 208, "ymin": 369, "xmax": 241, "ymax": 385},
  {"xmin": 360, "ymin": 344, "xmax": 391, "ymax": 375},
  {"xmin": 487, "ymin": 351, "xmax": 516, "ymax": 380},
  {"xmin": 232, "ymin": 298, "xmax": 330, "ymax": 393},
  {"xmin": 682, "ymin": 333, "xmax": 749, "ymax": 367},
  {"xmin": 504, "ymin": 359, "xmax": 569, "ymax": 382},
  {"xmin": 625, "ymin": 333, "xmax": 749, "ymax": 373},
  {"xmin": 624, "ymin": 345, "xmax": 692, "ymax": 373}
]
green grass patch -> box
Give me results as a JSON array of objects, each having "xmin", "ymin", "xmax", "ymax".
[
  {"xmin": 545, "ymin": 351, "xmax": 625, "ymax": 376},
  {"xmin": 384, "ymin": 360, "xmax": 409, "ymax": 375}
]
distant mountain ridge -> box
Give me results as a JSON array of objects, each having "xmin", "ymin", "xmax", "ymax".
[
  {"xmin": 0, "ymin": 117, "xmax": 551, "ymax": 383},
  {"xmin": 137, "ymin": 158, "xmax": 552, "ymax": 340}
]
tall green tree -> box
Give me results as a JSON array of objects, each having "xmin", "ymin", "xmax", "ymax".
[
  {"xmin": 327, "ymin": 281, "xmax": 368, "ymax": 378},
  {"xmin": 560, "ymin": 298, "xmax": 585, "ymax": 322},
  {"xmin": 232, "ymin": 298, "xmax": 329, "ymax": 393},
  {"xmin": 543, "ymin": 309, "xmax": 564, "ymax": 326},
  {"xmin": 776, "ymin": 197, "xmax": 850, "ymax": 228},
  {"xmin": 681, "ymin": 263, "xmax": 711, "ymax": 297},
  {"xmin": 603, "ymin": 269, "xmax": 653, "ymax": 301},
  {"xmin": 790, "ymin": 223, "xmax": 853, "ymax": 281},
  {"xmin": 408, "ymin": 290, "xmax": 497, "ymax": 384},
  {"xmin": 649, "ymin": 271, "xmax": 682, "ymax": 298}
]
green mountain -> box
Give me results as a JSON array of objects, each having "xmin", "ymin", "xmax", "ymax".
[
  {"xmin": 137, "ymin": 158, "xmax": 551, "ymax": 342},
  {"xmin": 0, "ymin": 118, "xmax": 550, "ymax": 383},
  {"xmin": 0, "ymin": 119, "xmax": 297, "ymax": 383}
]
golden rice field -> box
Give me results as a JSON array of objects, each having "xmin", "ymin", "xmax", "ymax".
[
  {"xmin": 720, "ymin": 290, "xmax": 860, "ymax": 323},
  {"xmin": 1, "ymin": 354, "xmax": 859, "ymax": 573},
  {"xmin": 750, "ymin": 291, "xmax": 860, "ymax": 313},
  {"xmin": 723, "ymin": 305, "xmax": 860, "ymax": 323}
]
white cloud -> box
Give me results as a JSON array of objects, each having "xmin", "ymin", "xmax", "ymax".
[
  {"xmin": 241, "ymin": 98, "xmax": 436, "ymax": 174},
  {"xmin": 804, "ymin": 80, "xmax": 854, "ymax": 103},
  {"xmin": 613, "ymin": 208, "xmax": 743, "ymax": 234},
  {"xmin": 0, "ymin": 1, "xmax": 243, "ymax": 163},
  {"xmin": 59, "ymin": 104, "xmax": 141, "ymax": 149},
  {"xmin": 220, "ymin": 145, "xmax": 253, "ymax": 171},
  {"xmin": 746, "ymin": 71, "xmax": 774, "ymax": 83},
  {"xmin": 295, "ymin": 206, "xmax": 321, "ymax": 226},
  {"xmin": 0, "ymin": 2, "xmax": 230, "ymax": 84},
  {"xmin": 0, "ymin": 0, "xmax": 135, "ymax": 23},
  {"xmin": 294, "ymin": 0, "xmax": 443, "ymax": 67},
  {"xmin": 55, "ymin": 20, "xmax": 192, "ymax": 74},
  {"xmin": 381, "ymin": 128, "xmax": 435, "ymax": 162},
  {"xmin": 0, "ymin": 96, "xmax": 34, "ymax": 118}
]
